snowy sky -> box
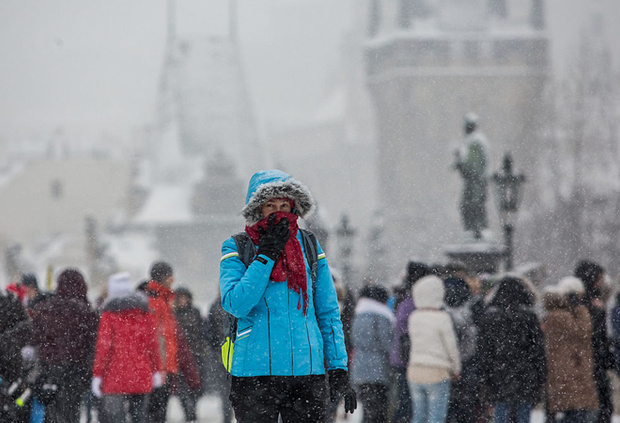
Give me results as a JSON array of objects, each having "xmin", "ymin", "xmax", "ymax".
[{"xmin": 0, "ymin": 0, "xmax": 619, "ymax": 141}]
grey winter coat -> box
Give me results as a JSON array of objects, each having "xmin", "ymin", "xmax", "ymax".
[{"xmin": 351, "ymin": 298, "xmax": 395, "ymax": 385}]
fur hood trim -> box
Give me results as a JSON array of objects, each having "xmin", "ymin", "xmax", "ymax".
[
  {"xmin": 241, "ymin": 170, "xmax": 315, "ymax": 225},
  {"xmin": 103, "ymin": 293, "xmax": 149, "ymax": 313},
  {"xmin": 355, "ymin": 297, "xmax": 395, "ymax": 322}
]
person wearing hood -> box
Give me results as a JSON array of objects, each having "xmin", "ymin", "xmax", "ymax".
[
  {"xmin": 351, "ymin": 284, "xmax": 394, "ymax": 423},
  {"xmin": 574, "ymin": 260, "xmax": 614, "ymax": 423},
  {"xmin": 389, "ymin": 261, "xmax": 429, "ymax": 423},
  {"xmin": 477, "ymin": 276, "xmax": 546, "ymax": 423},
  {"xmin": 407, "ymin": 275, "xmax": 460, "ymax": 423},
  {"xmin": 91, "ymin": 272, "xmax": 162, "ymax": 423},
  {"xmin": 219, "ymin": 169, "xmax": 355, "ymax": 422},
  {"xmin": 443, "ymin": 277, "xmax": 481, "ymax": 423},
  {"xmin": 542, "ymin": 277, "xmax": 598, "ymax": 423},
  {"xmin": 31, "ymin": 268, "xmax": 99, "ymax": 423}
]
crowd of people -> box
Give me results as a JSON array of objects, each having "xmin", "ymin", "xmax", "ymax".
[
  {"xmin": 0, "ymin": 263, "xmax": 231, "ymax": 423},
  {"xmin": 2, "ymin": 167, "xmax": 620, "ymax": 423},
  {"xmin": 344, "ymin": 258, "xmax": 620, "ymax": 423}
]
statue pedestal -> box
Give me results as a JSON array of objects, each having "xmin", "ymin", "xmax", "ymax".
[{"xmin": 444, "ymin": 240, "xmax": 505, "ymax": 274}]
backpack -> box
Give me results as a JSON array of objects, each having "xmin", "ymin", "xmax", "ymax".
[{"xmin": 221, "ymin": 229, "xmax": 319, "ymax": 372}]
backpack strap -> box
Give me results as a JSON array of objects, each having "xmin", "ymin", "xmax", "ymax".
[
  {"xmin": 232, "ymin": 232, "xmax": 256, "ymax": 268},
  {"xmin": 299, "ymin": 228, "xmax": 319, "ymax": 288},
  {"xmin": 233, "ymin": 230, "xmax": 319, "ymax": 285}
]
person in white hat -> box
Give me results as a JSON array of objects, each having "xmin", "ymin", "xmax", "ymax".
[{"xmin": 91, "ymin": 272, "xmax": 163, "ymax": 423}]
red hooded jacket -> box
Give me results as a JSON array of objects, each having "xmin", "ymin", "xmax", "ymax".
[{"xmin": 92, "ymin": 294, "xmax": 162, "ymax": 394}]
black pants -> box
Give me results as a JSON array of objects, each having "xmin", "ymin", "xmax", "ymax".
[
  {"xmin": 101, "ymin": 394, "xmax": 148, "ymax": 423},
  {"xmin": 230, "ymin": 375, "xmax": 326, "ymax": 423},
  {"xmin": 594, "ymin": 371, "xmax": 612, "ymax": 423},
  {"xmin": 148, "ymin": 376, "xmax": 171, "ymax": 423},
  {"xmin": 177, "ymin": 375, "xmax": 199, "ymax": 422},
  {"xmin": 390, "ymin": 368, "xmax": 412, "ymax": 423},
  {"xmin": 41, "ymin": 362, "xmax": 89, "ymax": 423},
  {"xmin": 358, "ymin": 383, "xmax": 389, "ymax": 423}
]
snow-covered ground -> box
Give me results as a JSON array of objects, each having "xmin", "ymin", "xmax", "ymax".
[
  {"xmin": 166, "ymin": 394, "xmax": 363, "ymax": 422},
  {"xmin": 164, "ymin": 394, "xmax": 552, "ymax": 423},
  {"xmin": 80, "ymin": 394, "xmax": 620, "ymax": 422}
]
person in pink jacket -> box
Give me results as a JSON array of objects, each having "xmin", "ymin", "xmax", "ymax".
[{"xmin": 91, "ymin": 272, "xmax": 162, "ymax": 423}]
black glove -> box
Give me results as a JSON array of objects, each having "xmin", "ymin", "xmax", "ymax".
[
  {"xmin": 328, "ymin": 369, "xmax": 357, "ymax": 414},
  {"xmin": 256, "ymin": 213, "xmax": 290, "ymax": 261}
]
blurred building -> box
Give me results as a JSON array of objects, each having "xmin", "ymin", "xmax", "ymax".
[
  {"xmin": 365, "ymin": 0, "xmax": 549, "ymax": 274},
  {"xmin": 125, "ymin": 2, "xmax": 260, "ymax": 306},
  {"xmin": 0, "ymin": 156, "xmax": 132, "ymax": 287}
]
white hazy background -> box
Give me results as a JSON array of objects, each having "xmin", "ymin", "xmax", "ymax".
[{"xmin": 1, "ymin": 0, "xmax": 619, "ymax": 144}]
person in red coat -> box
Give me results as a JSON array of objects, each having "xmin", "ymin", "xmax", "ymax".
[{"xmin": 91, "ymin": 272, "xmax": 162, "ymax": 423}]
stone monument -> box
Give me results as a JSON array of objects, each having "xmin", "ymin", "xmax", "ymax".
[{"xmin": 445, "ymin": 113, "xmax": 503, "ymax": 274}]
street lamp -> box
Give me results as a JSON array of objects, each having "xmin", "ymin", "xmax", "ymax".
[
  {"xmin": 335, "ymin": 214, "xmax": 356, "ymax": 284},
  {"xmin": 491, "ymin": 153, "xmax": 526, "ymax": 271}
]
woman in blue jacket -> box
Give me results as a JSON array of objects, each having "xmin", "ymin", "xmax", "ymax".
[{"xmin": 219, "ymin": 169, "xmax": 356, "ymax": 422}]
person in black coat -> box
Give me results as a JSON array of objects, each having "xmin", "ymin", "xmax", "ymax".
[
  {"xmin": 444, "ymin": 277, "xmax": 482, "ymax": 423},
  {"xmin": 575, "ymin": 260, "xmax": 614, "ymax": 423},
  {"xmin": 31, "ymin": 268, "xmax": 99, "ymax": 423},
  {"xmin": 174, "ymin": 286, "xmax": 208, "ymax": 422},
  {"xmin": 0, "ymin": 288, "xmax": 32, "ymax": 422},
  {"xmin": 0, "ymin": 288, "xmax": 32, "ymax": 381},
  {"xmin": 478, "ymin": 276, "xmax": 547, "ymax": 423}
]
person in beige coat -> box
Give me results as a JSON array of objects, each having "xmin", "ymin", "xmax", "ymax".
[
  {"xmin": 408, "ymin": 275, "xmax": 461, "ymax": 423},
  {"xmin": 543, "ymin": 277, "xmax": 599, "ymax": 423}
]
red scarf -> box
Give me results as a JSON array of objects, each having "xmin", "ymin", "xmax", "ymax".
[{"xmin": 245, "ymin": 211, "xmax": 308, "ymax": 314}]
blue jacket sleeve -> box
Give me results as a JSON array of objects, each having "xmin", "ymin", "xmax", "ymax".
[
  {"xmin": 313, "ymin": 241, "xmax": 348, "ymax": 371},
  {"xmin": 219, "ymin": 237, "xmax": 275, "ymax": 318}
]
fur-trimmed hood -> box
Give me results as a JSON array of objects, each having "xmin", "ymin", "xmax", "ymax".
[
  {"xmin": 241, "ymin": 169, "xmax": 316, "ymax": 225},
  {"xmin": 103, "ymin": 292, "xmax": 149, "ymax": 313}
]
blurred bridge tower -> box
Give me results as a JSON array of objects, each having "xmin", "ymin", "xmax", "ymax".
[{"xmin": 365, "ymin": 0, "xmax": 549, "ymax": 275}]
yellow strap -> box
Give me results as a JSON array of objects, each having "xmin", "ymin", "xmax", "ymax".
[{"xmin": 221, "ymin": 337, "xmax": 234, "ymax": 372}]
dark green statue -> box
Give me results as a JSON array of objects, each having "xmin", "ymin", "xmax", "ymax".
[{"xmin": 454, "ymin": 113, "xmax": 488, "ymax": 239}]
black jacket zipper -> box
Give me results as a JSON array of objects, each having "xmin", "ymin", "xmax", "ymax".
[
  {"xmin": 264, "ymin": 298, "xmax": 272, "ymax": 375},
  {"xmin": 305, "ymin": 317, "xmax": 313, "ymax": 374}
]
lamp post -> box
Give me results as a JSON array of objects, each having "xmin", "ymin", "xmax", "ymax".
[
  {"xmin": 336, "ymin": 214, "xmax": 356, "ymax": 285},
  {"xmin": 491, "ymin": 153, "xmax": 526, "ymax": 271}
]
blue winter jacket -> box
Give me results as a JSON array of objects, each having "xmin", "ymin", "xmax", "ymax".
[
  {"xmin": 219, "ymin": 234, "xmax": 348, "ymax": 377},
  {"xmin": 219, "ymin": 169, "xmax": 348, "ymax": 377}
]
